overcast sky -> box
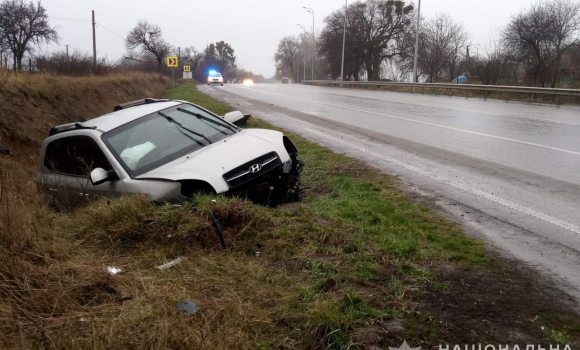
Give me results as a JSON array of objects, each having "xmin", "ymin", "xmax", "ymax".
[{"xmin": 40, "ymin": 0, "xmax": 533, "ymax": 76}]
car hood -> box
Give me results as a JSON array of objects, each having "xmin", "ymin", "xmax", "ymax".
[{"xmin": 135, "ymin": 129, "xmax": 288, "ymax": 183}]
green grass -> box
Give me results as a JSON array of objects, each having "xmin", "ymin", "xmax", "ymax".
[
  {"xmin": 160, "ymin": 83, "xmax": 580, "ymax": 347},
  {"xmin": 545, "ymin": 328, "xmax": 574, "ymax": 345},
  {"xmin": 162, "ymin": 83, "xmax": 493, "ymax": 347},
  {"xmin": 164, "ymin": 82, "xmax": 233, "ymax": 115},
  {"xmin": 2, "ymin": 82, "xmax": 577, "ymax": 349}
]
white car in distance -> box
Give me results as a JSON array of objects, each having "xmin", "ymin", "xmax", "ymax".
[{"xmin": 207, "ymin": 70, "xmax": 224, "ymax": 85}]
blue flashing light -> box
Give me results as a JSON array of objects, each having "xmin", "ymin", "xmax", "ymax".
[{"xmin": 209, "ymin": 70, "xmax": 217, "ymax": 75}]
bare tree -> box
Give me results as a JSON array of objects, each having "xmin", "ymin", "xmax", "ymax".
[
  {"xmin": 274, "ymin": 36, "xmax": 299, "ymax": 80},
  {"xmin": 319, "ymin": 4, "xmax": 365, "ymax": 80},
  {"xmin": 182, "ymin": 46, "xmax": 203, "ymax": 75},
  {"xmin": 125, "ymin": 21, "xmax": 171, "ymax": 72},
  {"xmin": 470, "ymin": 37, "xmax": 522, "ymax": 86},
  {"xmin": 310, "ymin": 0, "xmax": 415, "ymax": 81},
  {"xmin": 412, "ymin": 13, "xmax": 470, "ymax": 83},
  {"xmin": 348, "ymin": 0, "xmax": 414, "ymax": 80},
  {"xmin": 503, "ymin": 0, "xmax": 580, "ymax": 87},
  {"xmin": 0, "ymin": 0, "xmax": 58, "ymax": 71},
  {"xmin": 446, "ymin": 17, "xmax": 470, "ymax": 81},
  {"xmin": 199, "ymin": 41, "xmax": 237, "ymax": 80}
]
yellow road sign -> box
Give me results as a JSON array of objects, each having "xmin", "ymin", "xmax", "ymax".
[
  {"xmin": 167, "ymin": 56, "xmax": 178, "ymax": 67},
  {"xmin": 184, "ymin": 65, "xmax": 191, "ymax": 72}
]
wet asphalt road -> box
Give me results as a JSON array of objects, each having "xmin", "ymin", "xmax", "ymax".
[{"xmin": 199, "ymin": 83, "xmax": 580, "ymax": 304}]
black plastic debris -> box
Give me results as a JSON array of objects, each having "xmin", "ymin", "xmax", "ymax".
[
  {"xmin": 245, "ymin": 243, "xmax": 265, "ymax": 257},
  {"xmin": 176, "ymin": 301, "xmax": 199, "ymax": 314},
  {"xmin": 209, "ymin": 200, "xmax": 226, "ymax": 249},
  {"xmin": 255, "ymin": 243, "xmax": 265, "ymax": 257},
  {"xmin": 0, "ymin": 146, "xmax": 13, "ymax": 156}
]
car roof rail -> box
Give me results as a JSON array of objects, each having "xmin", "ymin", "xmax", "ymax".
[
  {"xmin": 49, "ymin": 122, "xmax": 97, "ymax": 136},
  {"xmin": 113, "ymin": 98, "xmax": 170, "ymax": 112}
]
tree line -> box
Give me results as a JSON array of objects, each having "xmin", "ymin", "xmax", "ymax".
[
  {"xmin": 0, "ymin": 0, "xmax": 261, "ymax": 82},
  {"xmin": 275, "ymin": 0, "xmax": 580, "ymax": 87}
]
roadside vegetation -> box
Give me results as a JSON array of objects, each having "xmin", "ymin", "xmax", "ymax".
[
  {"xmin": 277, "ymin": 0, "xmax": 580, "ymax": 89},
  {"xmin": 0, "ymin": 81, "xmax": 579, "ymax": 349}
]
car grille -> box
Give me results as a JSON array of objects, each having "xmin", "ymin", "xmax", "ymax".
[{"xmin": 223, "ymin": 152, "xmax": 282, "ymax": 188}]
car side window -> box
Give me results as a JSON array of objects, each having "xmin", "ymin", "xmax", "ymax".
[{"xmin": 44, "ymin": 135, "xmax": 111, "ymax": 177}]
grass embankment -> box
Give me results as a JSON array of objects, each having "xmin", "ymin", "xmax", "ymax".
[
  {"xmin": 0, "ymin": 72, "xmax": 169, "ymax": 148},
  {"xmin": 0, "ymin": 82, "xmax": 578, "ymax": 349}
]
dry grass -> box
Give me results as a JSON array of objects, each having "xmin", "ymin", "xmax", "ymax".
[
  {"xmin": 0, "ymin": 80, "xmax": 578, "ymax": 349},
  {"xmin": 0, "ymin": 72, "xmax": 169, "ymax": 148}
]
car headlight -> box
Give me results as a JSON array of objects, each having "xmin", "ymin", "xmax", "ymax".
[{"xmin": 243, "ymin": 79, "xmax": 254, "ymax": 86}]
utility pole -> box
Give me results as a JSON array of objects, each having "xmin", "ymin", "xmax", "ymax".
[
  {"xmin": 297, "ymin": 24, "xmax": 306, "ymax": 82},
  {"xmin": 304, "ymin": 7, "xmax": 315, "ymax": 80},
  {"xmin": 178, "ymin": 46, "xmax": 181, "ymax": 70},
  {"xmin": 92, "ymin": 10, "xmax": 97, "ymax": 69},
  {"xmin": 466, "ymin": 45, "xmax": 470, "ymax": 81},
  {"xmin": 412, "ymin": 0, "xmax": 421, "ymax": 83},
  {"xmin": 65, "ymin": 45, "xmax": 69, "ymax": 58},
  {"xmin": 340, "ymin": 0, "xmax": 348, "ymax": 82}
]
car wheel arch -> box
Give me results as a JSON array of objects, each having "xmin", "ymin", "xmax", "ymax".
[{"xmin": 179, "ymin": 179, "xmax": 217, "ymax": 198}]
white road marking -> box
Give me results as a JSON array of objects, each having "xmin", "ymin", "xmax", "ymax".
[
  {"xmin": 242, "ymin": 87, "xmax": 580, "ymax": 157},
  {"xmin": 308, "ymin": 129, "xmax": 580, "ymax": 235}
]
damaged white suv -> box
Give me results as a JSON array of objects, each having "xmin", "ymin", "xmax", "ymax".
[{"xmin": 37, "ymin": 98, "xmax": 304, "ymax": 208}]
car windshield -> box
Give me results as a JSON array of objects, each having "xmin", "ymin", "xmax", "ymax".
[
  {"xmin": 102, "ymin": 104, "xmax": 234, "ymax": 176},
  {"xmin": 209, "ymin": 72, "xmax": 222, "ymax": 77}
]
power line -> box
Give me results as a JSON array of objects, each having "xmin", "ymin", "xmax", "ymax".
[
  {"xmin": 49, "ymin": 16, "xmax": 124, "ymax": 41},
  {"xmin": 96, "ymin": 23, "xmax": 124, "ymax": 40},
  {"xmin": 49, "ymin": 16, "xmax": 92, "ymax": 24}
]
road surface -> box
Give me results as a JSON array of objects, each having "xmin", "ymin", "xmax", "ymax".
[{"xmin": 199, "ymin": 83, "xmax": 580, "ymax": 304}]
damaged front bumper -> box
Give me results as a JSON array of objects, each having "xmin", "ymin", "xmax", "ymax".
[{"xmin": 223, "ymin": 152, "xmax": 304, "ymax": 206}]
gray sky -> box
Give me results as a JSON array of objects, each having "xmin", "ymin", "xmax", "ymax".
[{"xmin": 41, "ymin": 0, "xmax": 532, "ymax": 76}]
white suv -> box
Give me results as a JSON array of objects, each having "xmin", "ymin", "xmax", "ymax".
[{"xmin": 37, "ymin": 98, "xmax": 304, "ymax": 208}]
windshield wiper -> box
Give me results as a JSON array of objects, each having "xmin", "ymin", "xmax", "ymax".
[
  {"xmin": 177, "ymin": 108, "xmax": 229, "ymax": 135},
  {"xmin": 158, "ymin": 112, "xmax": 212, "ymax": 144},
  {"xmin": 176, "ymin": 107, "xmax": 238, "ymax": 134}
]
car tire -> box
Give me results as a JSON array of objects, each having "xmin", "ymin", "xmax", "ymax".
[{"xmin": 221, "ymin": 83, "xmax": 223, "ymax": 86}]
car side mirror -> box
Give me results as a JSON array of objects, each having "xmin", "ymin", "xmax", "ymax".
[
  {"xmin": 223, "ymin": 111, "xmax": 244, "ymax": 124},
  {"xmin": 90, "ymin": 167, "xmax": 116, "ymax": 186},
  {"xmin": 223, "ymin": 111, "xmax": 249, "ymax": 126}
]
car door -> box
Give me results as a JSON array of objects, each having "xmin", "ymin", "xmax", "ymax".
[{"xmin": 40, "ymin": 135, "xmax": 119, "ymax": 207}]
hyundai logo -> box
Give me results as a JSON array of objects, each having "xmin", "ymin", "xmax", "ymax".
[{"xmin": 249, "ymin": 164, "xmax": 262, "ymax": 173}]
